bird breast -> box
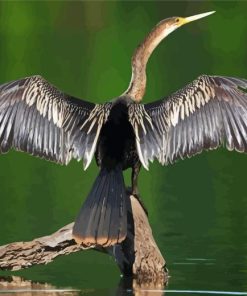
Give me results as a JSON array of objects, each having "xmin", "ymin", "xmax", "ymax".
[{"xmin": 95, "ymin": 99, "xmax": 137, "ymax": 170}]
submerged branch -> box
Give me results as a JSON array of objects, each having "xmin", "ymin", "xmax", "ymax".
[{"xmin": 0, "ymin": 195, "xmax": 167, "ymax": 282}]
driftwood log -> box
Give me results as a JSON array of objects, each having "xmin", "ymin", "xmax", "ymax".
[{"xmin": 0, "ymin": 194, "xmax": 167, "ymax": 285}]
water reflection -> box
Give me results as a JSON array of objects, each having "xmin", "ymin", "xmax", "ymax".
[
  {"xmin": 0, "ymin": 276, "xmax": 80, "ymax": 295},
  {"xmin": 2, "ymin": 271, "xmax": 247, "ymax": 295},
  {"xmin": 0, "ymin": 275, "xmax": 167, "ymax": 296},
  {"xmin": 116, "ymin": 276, "xmax": 167, "ymax": 295}
]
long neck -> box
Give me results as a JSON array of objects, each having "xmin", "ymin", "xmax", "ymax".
[{"xmin": 123, "ymin": 20, "xmax": 173, "ymax": 102}]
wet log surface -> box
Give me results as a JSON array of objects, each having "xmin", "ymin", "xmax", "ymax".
[{"xmin": 0, "ymin": 194, "xmax": 167, "ymax": 283}]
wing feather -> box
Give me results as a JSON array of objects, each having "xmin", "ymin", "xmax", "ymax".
[
  {"xmin": 0, "ymin": 75, "xmax": 112, "ymax": 167},
  {"xmin": 129, "ymin": 75, "xmax": 247, "ymax": 168}
]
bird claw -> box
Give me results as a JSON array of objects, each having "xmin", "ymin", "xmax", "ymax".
[
  {"xmin": 126, "ymin": 187, "xmax": 148, "ymax": 216},
  {"xmin": 132, "ymin": 193, "xmax": 149, "ymax": 217}
]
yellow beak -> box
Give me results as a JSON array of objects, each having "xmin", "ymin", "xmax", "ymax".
[{"xmin": 181, "ymin": 11, "xmax": 215, "ymax": 25}]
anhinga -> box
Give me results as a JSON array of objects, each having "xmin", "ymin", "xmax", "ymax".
[{"xmin": 1, "ymin": 11, "xmax": 247, "ymax": 247}]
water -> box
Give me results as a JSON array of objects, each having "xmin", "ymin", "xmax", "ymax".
[{"xmin": 1, "ymin": 257, "xmax": 247, "ymax": 296}]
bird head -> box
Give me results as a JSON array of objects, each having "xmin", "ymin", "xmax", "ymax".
[{"xmin": 157, "ymin": 11, "xmax": 215, "ymax": 37}]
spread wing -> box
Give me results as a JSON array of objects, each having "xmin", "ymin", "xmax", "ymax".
[
  {"xmin": 128, "ymin": 75, "xmax": 247, "ymax": 169},
  {"xmin": 0, "ymin": 75, "xmax": 112, "ymax": 169}
]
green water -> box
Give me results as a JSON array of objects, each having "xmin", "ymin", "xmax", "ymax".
[{"xmin": 1, "ymin": 1, "xmax": 247, "ymax": 295}]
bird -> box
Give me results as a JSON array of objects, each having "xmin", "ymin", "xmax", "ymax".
[{"xmin": 1, "ymin": 11, "xmax": 247, "ymax": 248}]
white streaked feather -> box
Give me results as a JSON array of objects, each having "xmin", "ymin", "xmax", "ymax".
[
  {"xmin": 180, "ymin": 103, "xmax": 185, "ymax": 120},
  {"xmin": 170, "ymin": 105, "xmax": 180, "ymax": 126},
  {"xmin": 184, "ymin": 100, "xmax": 189, "ymax": 117},
  {"xmin": 26, "ymin": 89, "xmax": 36, "ymax": 106},
  {"xmin": 52, "ymin": 101, "xmax": 59, "ymax": 125},
  {"xmin": 195, "ymin": 92, "xmax": 201, "ymax": 108},
  {"xmin": 87, "ymin": 117, "xmax": 97, "ymax": 134},
  {"xmin": 57, "ymin": 103, "xmax": 64, "ymax": 128},
  {"xmin": 83, "ymin": 123, "xmax": 101, "ymax": 170},
  {"xmin": 136, "ymin": 138, "xmax": 149, "ymax": 170},
  {"xmin": 140, "ymin": 118, "xmax": 147, "ymax": 134}
]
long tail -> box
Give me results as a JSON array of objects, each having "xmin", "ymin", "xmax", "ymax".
[{"xmin": 72, "ymin": 166, "xmax": 127, "ymax": 247}]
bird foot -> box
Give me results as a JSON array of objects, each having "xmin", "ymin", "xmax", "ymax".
[{"xmin": 126, "ymin": 188, "xmax": 148, "ymax": 217}]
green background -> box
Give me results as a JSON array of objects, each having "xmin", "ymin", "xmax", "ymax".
[{"xmin": 0, "ymin": 1, "xmax": 247, "ymax": 295}]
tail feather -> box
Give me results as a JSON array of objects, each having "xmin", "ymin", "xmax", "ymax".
[{"xmin": 72, "ymin": 166, "xmax": 127, "ymax": 247}]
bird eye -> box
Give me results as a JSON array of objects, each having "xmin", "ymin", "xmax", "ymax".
[{"xmin": 175, "ymin": 18, "xmax": 180, "ymax": 23}]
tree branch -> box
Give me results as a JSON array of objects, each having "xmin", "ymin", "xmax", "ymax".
[{"xmin": 0, "ymin": 195, "xmax": 167, "ymax": 282}]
